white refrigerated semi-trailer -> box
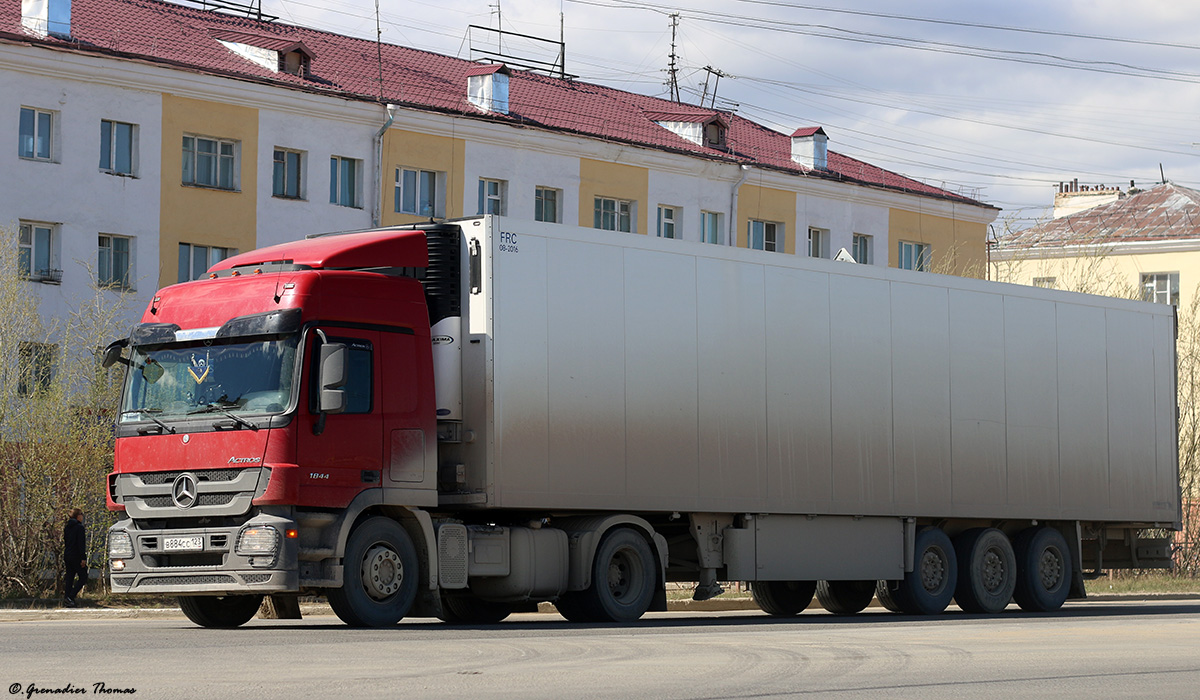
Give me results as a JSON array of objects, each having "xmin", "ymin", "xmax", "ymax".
[{"xmin": 431, "ymin": 216, "xmax": 1178, "ymax": 618}]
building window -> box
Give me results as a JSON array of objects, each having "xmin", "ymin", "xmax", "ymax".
[
  {"xmin": 329, "ymin": 156, "xmax": 360, "ymax": 208},
  {"xmin": 700, "ymin": 211, "xmax": 723, "ymax": 244},
  {"xmin": 98, "ymin": 234, "xmax": 133, "ymax": 290},
  {"xmin": 182, "ymin": 135, "xmax": 237, "ymax": 190},
  {"xmin": 17, "ymin": 342, "xmax": 57, "ymax": 397},
  {"xmin": 272, "ymin": 149, "xmax": 304, "ymax": 199},
  {"xmin": 535, "ymin": 187, "xmax": 560, "ymax": 223},
  {"xmin": 478, "ymin": 178, "xmax": 506, "ymax": 215},
  {"xmin": 657, "ymin": 206, "xmax": 679, "ymax": 239},
  {"xmin": 100, "ymin": 120, "xmax": 135, "ymax": 176},
  {"xmin": 394, "ymin": 167, "xmax": 440, "ymax": 216},
  {"xmin": 748, "ymin": 220, "xmax": 783, "ymax": 252},
  {"xmin": 806, "ymin": 227, "xmax": 827, "ymax": 258},
  {"xmin": 594, "ymin": 196, "xmax": 633, "ymax": 232},
  {"xmin": 852, "ymin": 234, "xmax": 872, "ymax": 264},
  {"xmin": 1033, "ymin": 277, "xmax": 1056, "ymax": 289},
  {"xmin": 704, "ymin": 121, "xmax": 726, "ymax": 148},
  {"xmin": 1141, "ymin": 272, "xmax": 1180, "ymax": 306},
  {"xmin": 18, "ymin": 107, "xmax": 53, "ymax": 161},
  {"xmin": 898, "ymin": 240, "xmax": 931, "ymax": 272},
  {"xmin": 17, "ymin": 221, "xmax": 60, "ymax": 283},
  {"xmin": 178, "ymin": 243, "xmax": 235, "ymax": 283}
]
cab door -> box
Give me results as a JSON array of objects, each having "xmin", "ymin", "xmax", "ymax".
[{"xmin": 297, "ymin": 329, "xmax": 382, "ymax": 507}]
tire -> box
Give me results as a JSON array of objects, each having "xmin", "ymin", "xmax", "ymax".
[
  {"xmin": 558, "ymin": 528, "xmax": 657, "ymax": 623},
  {"xmin": 439, "ymin": 594, "xmax": 514, "ymax": 624},
  {"xmin": 954, "ymin": 528, "xmax": 1017, "ymax": 614},
  {"xmin": 815, "ymin": 580, "xmax": 875, "ymax": 615},
  {"xmin": 178, "ymin": 594, "xmax": 263, "ymax": 628},
  {"xmin": 1012, "ymin": 527, "xmax": 1072, "ymax": 612},
  {"xmin": 327, "ymin": 517, "xmax": 419, "ymax": 627},
  {"xmin": 752, "ymin": 580, "xmax": 817, "ymax": 617},
  {"xmin": 891, "ymin": 527, "xmax": 957, "ymax": 615},
  {"xmin": 874, "ymin": 580, "xmax": 903, "ymax": 613}
]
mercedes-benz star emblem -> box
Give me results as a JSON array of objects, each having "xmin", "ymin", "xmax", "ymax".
[{"xmin": 171, "ymin": 473, "xmax": 198, "ymax": 509}]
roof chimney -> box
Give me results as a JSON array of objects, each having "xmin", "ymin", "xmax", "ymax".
[
  {"xmin": 22, "ymin": 0, "xmax": 71, "ymax": 38},
  {"xmin": 466, "ymin": 64, "xmax": 511, "ymax": 115},
  {"xmin": 791, "ymin": 127, "xmax": 827, "ymax": 170}
]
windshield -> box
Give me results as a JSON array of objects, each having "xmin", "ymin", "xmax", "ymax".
[{"xmin": 120, "ymin": 335, "xmax": 299, "ymax": 423}]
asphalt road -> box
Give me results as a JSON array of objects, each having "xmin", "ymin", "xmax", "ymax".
[{"xmin": 4, "ymin": 601, "xmax": 1200, "ymax": 700}]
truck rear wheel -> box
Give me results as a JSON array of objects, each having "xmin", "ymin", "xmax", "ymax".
[
  {"xmin": 178, "ymin": 594, "xmax": 263, "ymax": 628},
  {"xmin": 555, "ymin": 527, "xmax": 656, "ymax": 623},
  {"xmin": 439, "ymin": 594, "xmax": 514, "ymax": 624},
  {"xmin": 890, "ymin": 527, "xmax": 957, "ymax": 615},
  {"xmin": 954, "ymin": 528, "xmax": 1016, "ymax": 614},
  {"xmin": 874, "ymin": 580, "xmax": 903, "ymax": 613},
  {"xmin": 327, "ymin": 517, "xmax": 419, "ymax": 627},
  {"xmin": 751, "ymin": 580, "xmax": 816, "ymax": 616},
  {"xmin": 1012, "ymin": 526, "xmax": 1071, "ymax": 612},
  {"xmin": 815, "ymin": 580, "xmax": 875, "ymax": 615}
]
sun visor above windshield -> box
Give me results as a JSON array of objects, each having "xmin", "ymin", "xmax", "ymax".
[
  {"xmin": 217, "ymin": 308, "xmax": 303, "ymax": 338},
  {"xmin": 130, "ymin": 322, "xmax": 181, "ymax": 346},
  {"xmin": 209, "ymin": 229, "xmax": 430, "ymax": 272}
]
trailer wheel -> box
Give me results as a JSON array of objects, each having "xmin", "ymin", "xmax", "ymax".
[
  {"xmin": 954, "ymin": 528, "xmax": 1017, "ymax": 614},
  {"xmin": 439, "ymin": 594, "xmax": 514, "ymax": 624},
  {"xmin": 815, "ymin": 580, "xmax": 875, "ymax": 615},
  {"xmin": 874, "ymin": 580, "xmax": 903, "ymax": 613},
  {"xmin": 1012, "ymin": 527, "xmax": 1071, "ymax": 612},
  {"xmin": 890, "ymin": 527, "xmax": 957, "ymax": 615},
  {"xmin": 327, "ymin": 517, "xmax": 419, "ymax": 627},
  {"xmin": 178, "ymin": 594, "xmax": 263, "ymax": 628},
  {"xmin": 751, "ymin": 580, "xmax": 817, "ymax": 617}
]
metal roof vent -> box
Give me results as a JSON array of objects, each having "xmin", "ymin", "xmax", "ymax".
[
  {"xmin": 466, "ymin": 64, "xmax": 511, "ymax": 115},
  {"xmin": 791, "ymin": 126, "xmax": 828, "ymax": 170}
]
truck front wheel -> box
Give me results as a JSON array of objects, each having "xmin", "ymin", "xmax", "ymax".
[
  {"xmin": 327, "ymin": 517, "xmax": 419, "ymax": 627},
  {"xmin": 179, "ymin": 594, "xmax": 264, "ymax": 628}
]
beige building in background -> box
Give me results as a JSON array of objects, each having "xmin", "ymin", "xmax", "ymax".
[{"xmin": 990, "ymin": 182, "xmax": 1200, "ymax": 309}]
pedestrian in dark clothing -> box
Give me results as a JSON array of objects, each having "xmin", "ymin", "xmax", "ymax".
[{"xmin": 63, "ymin": 508, "xmax": 87, "ymax": 607}]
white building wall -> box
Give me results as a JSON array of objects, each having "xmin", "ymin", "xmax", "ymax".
[
  {"xmin": 0, "ymin": 60, "xmax": 161, "ymax": 329},
  {"xmin": 463, "ymin": 139, "xmax": 580, "ymax": 224},
  {"xmin": 799, "ymin": 192, "xmax": 889, "ymax": 265},
  {"xmin": 648, "ymin": 164, "xmax": 739, "ymax": 243},
  {"xmin": 255, "ymin": 105, "xmax": 378, "ymax": 248}
]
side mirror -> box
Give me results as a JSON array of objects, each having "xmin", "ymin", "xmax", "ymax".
[
  {"xmin": 101, "ymin": 339, "xmax": 130, "ymax": 368},
  {"xmin": 318, "ymin": 343, "xmax": 347, "ymax": 414}
]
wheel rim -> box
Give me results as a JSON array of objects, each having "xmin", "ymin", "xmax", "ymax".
[
  {"xmin": 362, "ymin": 543, "xmax": 403, "ymax": 601},
  {"xmin": 982, "ymin": 548, "xmax": 1006, "ymax": 594},
  {"xmin": 607, "ymin": 547, "xmax": 642, "ymax": 603},
  {"xmin": 920, "ymin": 546, "xmax": 947, "ymax": 594},
  {"xmin": 1038, "ymin": 547, "xmax": 1064, "ymax": 591}
]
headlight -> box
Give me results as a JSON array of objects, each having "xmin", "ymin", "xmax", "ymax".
[
  {"xmin": 236, "ymin": 526, "xmax": 278, "ymax": 555},
  {"xmin": 108, "ymin": 531, "xmax": 134, "ymax": 559}
]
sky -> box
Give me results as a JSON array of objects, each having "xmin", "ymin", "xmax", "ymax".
[{"xmin": 254, "ymin": 0, "xmax": 1200, "ymax": 233}]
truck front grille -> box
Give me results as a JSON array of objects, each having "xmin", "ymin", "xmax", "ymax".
[{"xmin": 115, "ymin": 467, "xmax": 269, "ymax": 519}]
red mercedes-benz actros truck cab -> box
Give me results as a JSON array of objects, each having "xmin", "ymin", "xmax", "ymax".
[{"xmin": 104, "ymin": 216, "xmax": 1178, "ymax": 628}]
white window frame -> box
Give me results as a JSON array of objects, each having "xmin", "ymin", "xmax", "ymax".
[
  {"xmin": 806, "ymin": 226, "xmax": 827, "ymax": 258},
  {"xmin": 657, "ymin": 205, "xmax": 680, "ymax": 239},
  {"xmin": 272, "ymin": 148, "xmax": 304, "ymax": 200},
  {"xmin": 178, "ymin": 242, "xmax": 236, "ymax": 283},
  {"xmin": 98, "ymin": 233, "xmax": 134, "ymax": 290},
  {"xmin": 100, "ymin": 119, "xmax": 136, "ymax": 176},
  {"xmin": 852, "ymin": 233, "xmax": 872, "ymax": 265},
  {"xmin": 182, "ymin": 135, "xmax": 238, "ymax": 190},
  {"xmin": 18, "ymin": 107, "xmax": 54, "ymax": 162},
  {"xmin": 748, "ymin": 219, "xmax": 784, "ymax": 253},
  {"xmin": 898, "ymin": 240, "xmax": 931, "ymax": 272},
  {"xmin": 1141, "ymin": 272, "xmax": 1179, "ymax": 306},
  {"xmin": 329, "ymin": 156, "xmax": 361, "ymax": 208},
  {"xmin": 700, "ymin": 211, "xmax": 723, "ymax": 245},
  {"xmin": 17, "ymin": 341, "xmax": 57, "ymax": 397},
  {"xmin": 394, "ymin": 167, "xmax": 441, "ymax": 216},
  {"xmin": 478, "ymin": 178, "xmax": 506, "ymax": 215},
  {"xmin": 594, "ymin": 196, "xmax": 633, "ymax": 233},
  {"xmin": 17, "ymin": 221, "xmax": 60, "ymax": 283},
  {"xmin": 535, "ymin": 186, "xmax": 560, "ymax": 223}
]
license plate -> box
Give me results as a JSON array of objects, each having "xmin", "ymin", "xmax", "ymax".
[{"xmin": 163, "ymin": 536, "xmax": 204, "ymax": 552}]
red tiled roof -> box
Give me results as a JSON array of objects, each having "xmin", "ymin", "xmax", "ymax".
[
  {"xmin": 463, "ymin": 63, "xmax": 508, "ymax": 77},
  {"xmin": 643, "ymin": 110, "xmax": 721, "ymax": 124},
  {"xmin": 209, "ymin": 28, "xmax": 312, "ymax": 56},
  {"xmin": 996, "ymin": 183, "xmax": 1200, "ymax": 249},
  {"xmin": 791, "ymin": 126, "xmax": 824, "ymax": 138},
  {"xmin": 1, "ymin": 0, "xmax": 993, "ymax": 209}
]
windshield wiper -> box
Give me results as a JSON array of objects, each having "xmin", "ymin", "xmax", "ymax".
[
  {"xmin": 121, "ymin": 408, "xmax": 175, "ymax": 434},
  {"xmin": 188, "ymin": 403, "xmax": 259, "ymax": 431}
]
